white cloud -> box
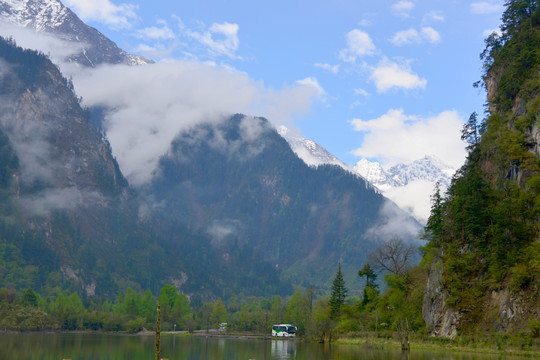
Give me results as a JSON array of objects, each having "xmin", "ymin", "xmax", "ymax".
[
  {"xmin": 296, "ymin": 77, "xmax": 326, "ymax": 97},
  {"xmin": 0, "ymin": 23, "xmax": 82, "ymax": 64},
  {"xmin": 470, "ymin": 2, "xmax": 504, "ymax": 15},
  {"xmin": 390, "ymin": 27, "xmax": 441, "ymax": 46},
  {"xmin": 350, "ymin": 108, "xmax": 466, "ymax": 169},
  {"xmin": 370, "ymin": 58, "xmax": 427, "ymax": 92},
  {"xmin": 63, "ymin": 0, "xmax": 138, "ymax": 29},
  {"xmin": 391, "ymin": 1, "xmax": 415, "ymax": 18},
  {"xmin": 384, "ymin": 180, "xmax": 437, "ymax": 224},
  {"xmin": 390, "ymin": 28, "xmax": 420, "ymax": 45},
  {"xmin": 423, "ymin": 10, "xmax": 445, "ymax": 23},
  {"xmin": 354, "ymin": 88, "xmax": 370, "ymax": 97},
  {"xmin": 421, "ymin": 27, "xmax": 441, "ymax": 43},
  {"xmin": 365, "ymin": 199, "xmax": 422, "ymax": 242},
  {"xmin": 358, "ymin": 19, "xmax": 373, "ymax": 27},
  {"xmin": 338, "ymin": 29, "xmax": 376, "ymax": 63},
  {"xmin": 135, "ymin": 20, "xmax": 176, "ymax": 40},
  {"xmin": 186, "ymin": 22, "xmax": 240, "ymax": 59},
  {"xmin": 70, "ymin": 62, "xmax": 322, "ymax": 186},
  {"xmin": 314, "ymin": 62, "xmax": 340, "ymax": 74}
]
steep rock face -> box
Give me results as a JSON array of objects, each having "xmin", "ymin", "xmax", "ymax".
[
  {"xmin": 0, "ymin": 0, "xmax": 150, "ymax": 66},
  {"xmin": 422, "ymin": 255, "xmax": 461, "ymax": 339}
]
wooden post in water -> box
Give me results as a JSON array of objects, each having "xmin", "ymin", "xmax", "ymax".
[
  {"xmin": 399, "ymin": 318, "xmax": 410, "ymax": 352},
  {"xmin": 155, "ymin": 303, "xmax": 161, "ymax": 360}
]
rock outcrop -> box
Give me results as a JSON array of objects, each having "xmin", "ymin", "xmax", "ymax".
[{"xmin": 422, "ymin": 255, "xmax": 461, "ymax": 339}]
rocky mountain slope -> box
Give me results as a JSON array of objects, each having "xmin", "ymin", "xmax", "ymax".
[{"xmin": 0, "ymin": 0, "xmax": 149, "ymax": 66}]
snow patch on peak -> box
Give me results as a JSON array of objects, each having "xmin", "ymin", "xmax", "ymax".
[
  {"xmin": 1, "ymin": 0, "xmax": 69, "ymax": 31},
  {"xmin": 277, "ymin": 125, "xmax": 351, "ymax": 171},
  {"xmin": 352, "ymin": 155, "xmax": 457, "ymax": 223},
  {"xmin": 353, "ymin": 158, "xmax": 396, "ymax": 191}
]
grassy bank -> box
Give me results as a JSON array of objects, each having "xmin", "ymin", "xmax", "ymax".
[{"xmin": 335, "ymin": 332, "xmax": 540, "ymax": 358}]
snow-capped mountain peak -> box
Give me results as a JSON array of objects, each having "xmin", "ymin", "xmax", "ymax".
[
  {"xmin": 352, "ymin": 155, "xmax": 457, "ymax": 223},
  {"xmin": 277, "ymin": 125, "xmax": 351, "ymax": 171},
  {"xmin": 1, "ymin": 0, "xmax": 69, "ymax": 31},
  {"xmin": 387, "ymin": 155, "xmax": 455, "ymax": 188},
  {"xmin": 353, "ymin": 158, "xmax": 396, "ymax": 191},
  {"xmin": 0, "ymin": 0, "xmax": 151, "ymax": 66}
]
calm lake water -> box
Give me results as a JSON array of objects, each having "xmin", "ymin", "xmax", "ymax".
[{"xmin": 0, "ymin": 333, "xmax": 525, "ymax": 360}]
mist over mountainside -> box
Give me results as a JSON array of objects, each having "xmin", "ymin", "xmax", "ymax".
[
  {"xmin": 147, "ymin": 114, "xmax": 422, "ymax": 290},
  {"xmin": 0, "ymin": 32, "xmax": 421, "ymax": 299}
]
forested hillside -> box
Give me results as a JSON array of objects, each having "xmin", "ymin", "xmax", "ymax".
[
  {"xmin": 0, "ymin": 35, "xmax": 419, "ymax": 301},
  {"xmin": 422, "ymin": 0, "xmax": 540, "ymax": 337}
]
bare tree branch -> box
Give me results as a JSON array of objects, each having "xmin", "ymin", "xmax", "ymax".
[{"xmin": 368, "ymin": 237, "xmax": 417, "ymax": 276}]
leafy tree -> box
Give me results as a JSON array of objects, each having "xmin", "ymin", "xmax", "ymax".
[
  {"xmin": 358, "ymin": 263, "xmax": 378, "ymax": 306},
  {"xmin": 158, "ymin": 284, "xmax": 177, "ymax": 324},
  {"xmin": 285, "ymin": 289, "xmax": 309, "ymax": 334},
  {"xmin": 118, "ymin": 287, "xmax": 141, "ymax": 316},
  {"xmin": 358, "ymin": 263, "xmax": 378, "ymax": 289},
  {"xmin": 21, "ymin": 287, "xmax": 38, "ymax": 307},
  {"xmin": 211, "ymin": 298, "xmax": 227, "ymax": 328},
  {"xmin": 329, "ymin": 263, "xmax": 347, "ymax": 320},
  {"xmin": 140, "ymin": 290, "xmax": 156, "ymax": 322},
  {"xmin": 171, "ymin": 292, "xmax": 191, "ymax": 330}
]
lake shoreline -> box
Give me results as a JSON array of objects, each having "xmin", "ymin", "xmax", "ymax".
[{"xmin": 2, "ymin": 329, "xmax": 538, "ymax": 357}]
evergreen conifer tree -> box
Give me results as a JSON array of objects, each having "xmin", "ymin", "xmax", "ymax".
[{"xmin": 329, "ymin": 263, "xmax": 347, "ymax": 319}]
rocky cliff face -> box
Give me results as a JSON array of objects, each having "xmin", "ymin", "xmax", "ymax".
[{"xmin": 422, "ymin": 254, "xmax": 461, "ymax": 339}]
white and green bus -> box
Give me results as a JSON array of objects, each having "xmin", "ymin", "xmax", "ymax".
[{"xmin": 271, "ymin": 324, "xmax": 297, "ymax": 337}]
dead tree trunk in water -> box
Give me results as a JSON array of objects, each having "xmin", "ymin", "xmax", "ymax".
[
  {"xmin": 399, "ymin": 318, "xmax": 410, "ymax": 351},
  {"xmin": 155, "ymin": 304, "xmax": 161, "ymax": 360}
]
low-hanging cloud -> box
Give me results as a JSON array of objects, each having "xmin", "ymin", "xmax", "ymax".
[
  {"xmin": 365, "ymin": 199, "xmax": 422, "ymax": 243},
  {"xmin": 70, "ymin": 61, "xmax": 324, "ymax": 186},
  {"xmin": 0, "ymin": 22, "xmax": 324, "ymax": 187},
  {"xmin": 350, "ymin": 108, "xmax": 466, "ymax": 169},
  {"xmin": 18, "ymin": 187, "xmax": 104, "ymax": 216},
  {"xmin": 0, "ymin": 22, "xmax": 83, "ymax": 64},
  {"xmin": 384, "ymin": 179, "xmax": 440, "ymax": 224}
]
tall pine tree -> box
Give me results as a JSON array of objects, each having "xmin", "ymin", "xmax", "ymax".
[{"xmin": 329, "ymin": 262, "xmax": 348, "ymax": 319}]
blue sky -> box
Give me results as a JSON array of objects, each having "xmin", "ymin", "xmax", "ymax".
[{"xmin": 62, "ymin": 0, "xmax": 505, "ymax": 170}]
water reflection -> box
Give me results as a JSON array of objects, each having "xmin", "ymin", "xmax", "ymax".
[
  {"xmin": 271, "ymin": 340, "xmax": 296, "ymax": 359},
  {"xmin": 0, "ymin": 333, "xmax": 528, "ymax": 360}
]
